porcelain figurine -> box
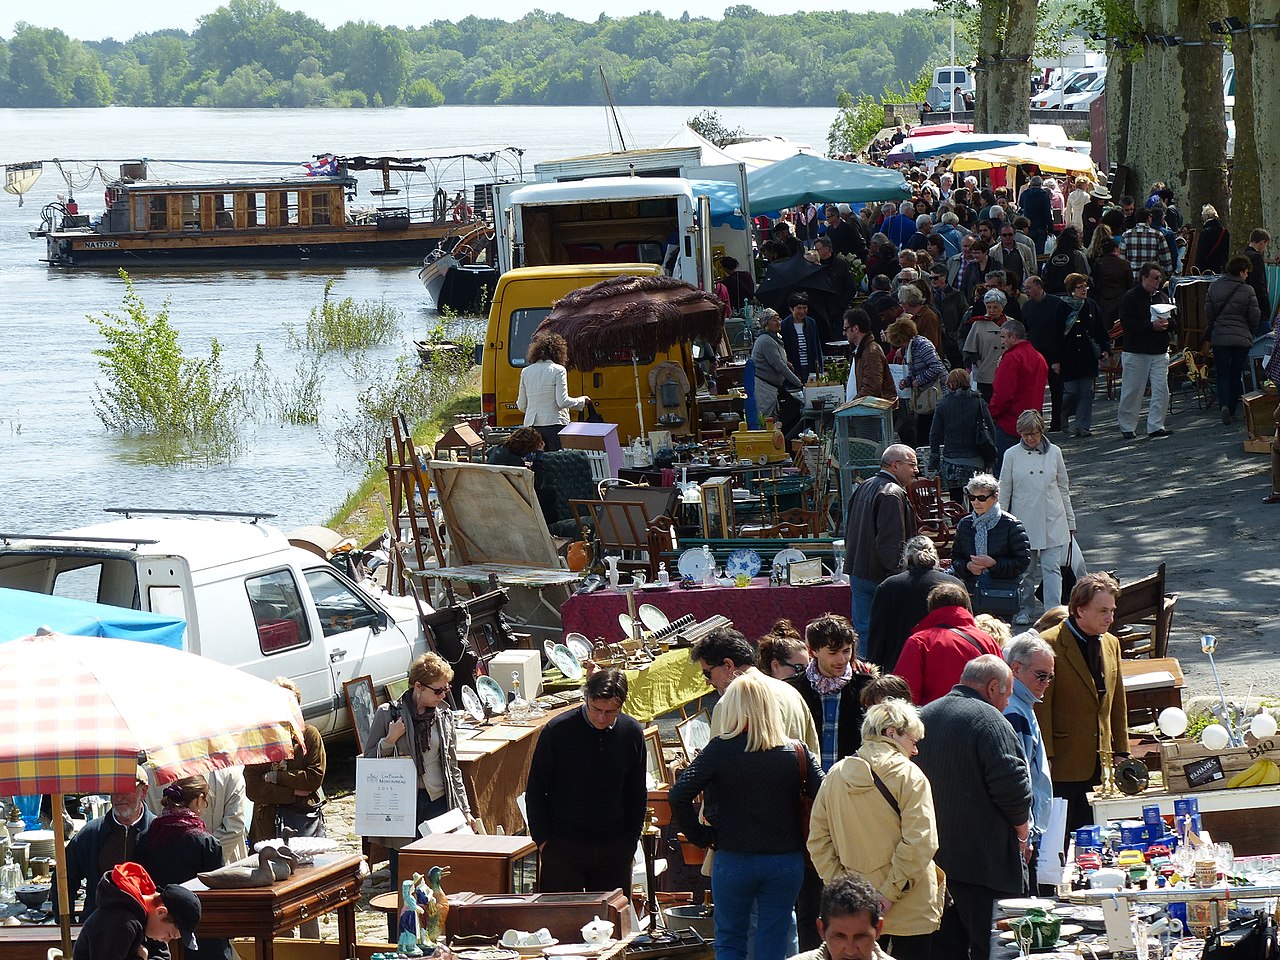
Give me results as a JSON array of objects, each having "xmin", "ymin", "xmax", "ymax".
[
  {"xmin": 398, "ymin": 879, "xmax": 423, "ymax": 956},
  {"xmin": 424, "ymin": 865, "xmax": 451, "ymax": 945}
]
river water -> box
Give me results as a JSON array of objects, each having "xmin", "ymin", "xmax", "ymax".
[{"xmin": 0, "ymin": 105, "xmax": 837, "ymax": 532}]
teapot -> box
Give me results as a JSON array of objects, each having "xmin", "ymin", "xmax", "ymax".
[
  {"xmin": 581, "ymin": 916, "xmax": 615, "ymax": 946},
  {"xmin": 1008, "ymin": 908, "xmax": 1062, "ymax": 952}
]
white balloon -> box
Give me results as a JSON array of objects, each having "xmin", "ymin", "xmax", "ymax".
[
  {"xmin": 1250, "ymin": 712, "xmax": 1278, "ymax": 739},
  {"xmin": 1158, "ymin": 707, "xmax": 1188, "ymax": 738},
  {"xmin": 1200, "ymin": 723, "xmax": 1230, "ymax": 751}
]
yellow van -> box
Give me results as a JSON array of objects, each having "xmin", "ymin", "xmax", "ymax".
[{"xmin": 481, "ymin": 263, "xmax": 699, "ymax": 441}]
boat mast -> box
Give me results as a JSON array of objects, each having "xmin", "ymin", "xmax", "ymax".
[{"xmin": 599, "ymin": 66, "xmax": 627, "ymax": 153}]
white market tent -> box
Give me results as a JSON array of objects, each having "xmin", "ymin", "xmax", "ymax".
[{"xmin": 719, "ymin": 136, "xmax": 821, "ymax": 171}]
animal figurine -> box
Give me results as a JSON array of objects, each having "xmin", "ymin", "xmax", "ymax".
[
  {"xmin": 398, "ymin": 879, "xmax": 423, "ymax": 956},
  {"xmin": 424, "ymin": 865, "xmax": 451, "ymax": 945},
  {"xmin": 197, "ymin": 849, "xmax": 277, "ymax": 889},
  {"xmin": 261, "ymin": 844, "xmax": 300, "ymax": 881},
  {"xmin": 412, "ymin": 872, "xmax": 432, "ymax": 946}
]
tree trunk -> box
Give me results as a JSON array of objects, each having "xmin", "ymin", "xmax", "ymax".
[
  {"xmin": 1226, "ymin": 0, "xmax": 1259, "ymax": 235},
  {"xmin": 1251, "ymin": 0, "xmax": 1280, "ymax": 242},
  {"xmin": 1106, "ymin": 49, "xmax": 1135, "ymax": 182},
  {"xmin": 973, "ymin": 0, "xmax": 1037, "ymax": 133},
  {"xmin": 1177, "ymin": 0, "xmax": 1229, "ymax": 236}
]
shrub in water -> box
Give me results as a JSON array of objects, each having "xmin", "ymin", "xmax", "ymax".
[{"xmin": 303, "ymin": 279, "xmax": 401, "ymax": 353}]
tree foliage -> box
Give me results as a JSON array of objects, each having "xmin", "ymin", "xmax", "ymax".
[
  {"xmin": 0, "ymin": 3, "xmax": 960, "ymax": 107},
  {"xmin": 827, "ymin": 68, "xmax": 933, "ymax": 154}
]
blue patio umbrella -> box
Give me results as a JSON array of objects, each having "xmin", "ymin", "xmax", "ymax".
[{"xmin": 746, "ymin": 154, "xmax": 910, "ymax": 215}]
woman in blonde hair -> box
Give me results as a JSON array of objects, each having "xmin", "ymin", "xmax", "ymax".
[
  {"xmin": 807, "ymin": 699, "xmax": 942, "ymax": 960},
  {"xmin": 670, "ymin": 672, "xmax": 823, "ymax": 960}
]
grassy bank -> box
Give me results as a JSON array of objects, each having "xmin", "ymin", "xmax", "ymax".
[{"xmin": 325, "ymin": 372, "xmax": 482, "ymax": 543}]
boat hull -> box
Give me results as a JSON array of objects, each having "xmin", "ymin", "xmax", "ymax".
[
  {"xmin": 44, "ymin": 227, "xmax": 467, "ymax": 268},
  {"xmin": 435, "ymin": 264, "xmax": 498, "ymax": 314}
]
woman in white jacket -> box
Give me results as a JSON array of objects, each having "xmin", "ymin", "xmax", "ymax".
[
  {"xmin": 517, "ymin": 333, "xmax": 588, "ymax": 450},
  {"xmin": 999, "ymin": 409, "xmax": 1076, "ymax": 626},
  {"xmin": 807, "ymin": 699, "xmax": 942, "ymax": 960}
]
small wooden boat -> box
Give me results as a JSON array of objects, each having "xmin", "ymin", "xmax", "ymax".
[
  {"xmin": 28, "ymin": 154, "xmax": 517, "ymax": 268},
  {"xmin": 419, "ymin": 222, "xmax": 498, "ymax": 314}
]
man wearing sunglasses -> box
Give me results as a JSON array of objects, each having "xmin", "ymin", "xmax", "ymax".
[{"xmin": 1003, "ymin": 633, "xmax": 1057, "ymax": 892}]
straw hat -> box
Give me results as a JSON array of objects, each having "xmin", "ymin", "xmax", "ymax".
[{"xmin": 1091, "ymin": 186, "xmax": 1112, "ymax": 201}]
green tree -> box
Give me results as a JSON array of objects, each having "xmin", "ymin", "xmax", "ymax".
[{"xmin": 404, "ymin": 77, "xmax": 445, "ymax": 106}]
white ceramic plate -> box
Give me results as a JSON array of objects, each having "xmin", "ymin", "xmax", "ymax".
[
  {"xmin": 565, "ymin": 634, "xmax": 592, "ymax": 662},
  {"xmin": 772, "ymin": 548, "xmax": 807, "ymax": 575},
  {"xmin": 551, "ymin": 643, "xmax": 583, "ymax": 680},
  {"xmin": 677, "ymin": 548, "xmax": 713, "ymax": 580},
  {"xmin": 638, "ymin": 604, "xmax": 669, "ymax": 631},
  {"xmin": 544, "ymin": 944, "xmax": 614, "ymax": 957},
  {"xmin": 618, "ymin": 613, "xmax": 636, "ymax": 637},
  {"xmin": 996, "ymin": 898, "xmax": 1057, "ymax": 915},
  {"xmin": 476, "ymin": 675, "xmax": 507, "ymax": 714},
  {"xmin": 543, "ymin": 639, "xmax": 558, "ymax": 661},
  {"xmin": 725, "ymin": 547, "xmax": 762, "ymax": 579},
  {"xmin": 461, "ymin": 685, "xmax": 486, "ymax": 723}
]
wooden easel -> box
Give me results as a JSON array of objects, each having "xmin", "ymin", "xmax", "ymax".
[{"xmin": 383, "ymin": 415, "xmax": 449, "ymax": 598}]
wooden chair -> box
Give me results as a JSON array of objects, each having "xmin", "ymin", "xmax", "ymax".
[
  {"xmin": 571, "ymin": 499, "xmax": 664, "ymax": 577},
  {"xmin": 1182, "ymin": 349, "xmax": 1216, "ymax": 410},
  {"xmin": 1113, "ymin": 562, "xmax": 1180, "ymax": 659},
  {"xmin": 740, "ymin": 520, "xmax": 810, "ymax": 539},
  {"xmin": 906, "ymin": 475, "xmax": 965, "ymax": 559}
]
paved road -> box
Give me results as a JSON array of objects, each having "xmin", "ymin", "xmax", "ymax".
[{"xmin": 1041, "ymin": 377, "xmax": 1276, "ymax": 702}]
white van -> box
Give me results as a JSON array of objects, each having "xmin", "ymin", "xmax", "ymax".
[{"xmin": 0, "ymin": 511, "xmax": 428, "ymax": 737}]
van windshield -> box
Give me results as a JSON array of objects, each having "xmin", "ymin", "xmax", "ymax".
[{"xmin": 508, "ymin": 307, "xmax": 553, "ymax": 368}]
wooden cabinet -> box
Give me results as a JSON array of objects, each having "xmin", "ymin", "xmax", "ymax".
[{"xmin": 398, "ymin": 833, "xmax": 538, "ymax": 895}]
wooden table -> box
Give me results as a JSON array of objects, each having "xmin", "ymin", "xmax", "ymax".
[
  {"xmin": 181, "ymin": 852, "xmax": 363, "ymax": 960},
  {"xmin": 1121, "ymin": 656, "xmax": 1184, "ymax": 726},
  {"xmin": 455, "ymin": 704, "xmax": 575, "ymax": 835}
]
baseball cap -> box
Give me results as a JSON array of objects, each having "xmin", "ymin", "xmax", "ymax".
[{"xmin": 160, "ymin": 885, "xmax": 202, "ymax": 950}]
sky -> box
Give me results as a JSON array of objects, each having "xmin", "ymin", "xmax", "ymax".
[{"xmin": 7, "ymin": 0, "xmax": 932, "ymax": 41}]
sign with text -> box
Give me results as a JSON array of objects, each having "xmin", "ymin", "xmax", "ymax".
[{"xmin": 355, "ymin": 756, "xmax": 419, "ymax": 837}]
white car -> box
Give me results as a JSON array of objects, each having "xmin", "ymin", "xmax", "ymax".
[
  {"xmin": 1032, "ymin": 69, "xmax": 1103, "ymax": 109},
  {"xmin": 1061, "ymin": 73, "xmax": 1106, "ymax": 111}
]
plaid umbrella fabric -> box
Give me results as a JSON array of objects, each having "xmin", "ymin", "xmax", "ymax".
[{"xmin": 0, "ymin": 631, "xmax": 305, "ymax": 794}]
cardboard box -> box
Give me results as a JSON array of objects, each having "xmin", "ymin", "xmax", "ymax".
[
  {"xmin": 1159, "ymin": 736, "xmax": 1280, "ymax": 792},
  {"xmin": 489, "ymin": 649, "xmax": 544, "ymax": 700},
  {"xmin": 560, "ymin": 421, "xmax": 623, "ymax": 476},
  {"xmin": 803, "ymin": 384, "xmax": 845, "ymax": 407}
]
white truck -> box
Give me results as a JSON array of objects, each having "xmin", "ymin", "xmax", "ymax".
[
  {"xmin": 492, "ymin": 145, "xmax": 753, "ymax": 288},
  {"xmin": 0, "ymin": 510, "xmax": 428, "ymax": 737}
]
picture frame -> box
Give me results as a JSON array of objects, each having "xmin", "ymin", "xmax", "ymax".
[
  {"xmin": 385, "ymin": 677, "xmax": 410, "ymax": 704},
  {"xmin": 676, "ymin": 709, "xmax": 712, "ymax": 763},
  {"xmin": 343, "ymin": 675, "xmax": 378, "ymax": 753},
  {"xmin": 644, "ymin": 725, "xmax": 668, "ymax": 788},
  {"xmin": 700, "ymin": 477, "xmax": 734, "ymax": 539}
]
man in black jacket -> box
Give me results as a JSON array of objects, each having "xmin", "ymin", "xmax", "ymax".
[
  {"xmin": 1021, "ymin": 277, "xmax": 1069, "ymax": 431},
  {"xmin": 63, "ymin": 766, "xmax": 155, "ymax": 922},
  {"xmin": 1117, "ymin": 263, "xmax": 1174, "ymax": 440},
  {"xmin": 524, "ymin": 669, "xmax": 646, "ymax": 894},
  {"xmin": 73, "ymin": 862, "xmax": 201, "ymax": 960},
  {"xmin": 1243, "ymin": 229, "xmax": 1273, "ymax": 326},
  {"xmin": 916, "ymin": 656, "xmax": 1033, "ymax": 960}
]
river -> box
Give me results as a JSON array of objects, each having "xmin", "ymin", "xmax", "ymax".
[{"xmin": 0, "ymin": 105, "xmax": 838, "ymax": 532}]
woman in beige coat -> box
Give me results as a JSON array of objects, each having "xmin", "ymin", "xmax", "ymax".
[{"xmin": 807, "ymin": 699, "xmax": 943, "ymax": 960}]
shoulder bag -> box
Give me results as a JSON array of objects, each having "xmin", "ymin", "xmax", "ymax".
[
  {"xmin": 974, "ymin": 397, "xmax": 998, "ymax": 461},
  {"xmin": 793, "ymin": 740, "xmax": 814, "ymax": 838},
  {"xmin": 973, "ymin": 571, "xmax": 1020, "ymax": 615},
  {"xmin": 907, "ymin": 341, "xmax": 944, "ymax": 414}
]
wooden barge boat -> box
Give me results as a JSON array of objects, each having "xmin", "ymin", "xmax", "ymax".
[{"xmin": 30, "ymin": 156, "xmax": 505, "ymax": 268}]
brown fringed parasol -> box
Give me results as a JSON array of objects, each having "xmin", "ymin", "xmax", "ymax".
[{"xmin": 535, "ymin": 274, "xmax": 725, "ymax": 370}]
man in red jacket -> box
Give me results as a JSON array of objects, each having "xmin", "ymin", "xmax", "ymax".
[
  {"xmin": 988, "ymin": 319, "xmax": 1048, "ymax": 471},
  {"xmin": 893, "ymin": 582, "xmax": 1003, "ymax": 705}
]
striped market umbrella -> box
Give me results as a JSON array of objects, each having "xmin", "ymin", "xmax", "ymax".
[{"xmin": 0, "ymin": 630, "xmax": 305, "ymax": 955}]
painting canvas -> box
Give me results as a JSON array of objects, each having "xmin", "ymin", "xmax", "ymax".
[{"xmin": 343, "ymin": 675, "xmax": 378, "ymax": 752}]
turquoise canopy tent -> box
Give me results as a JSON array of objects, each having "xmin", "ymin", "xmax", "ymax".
[
  {"xmin": 746, "ymin": 153, "xmax": 910, "ymax": 214},
  {"xmin": 0, "ymin": 587, "xmax": 186, "ymax": 648}
]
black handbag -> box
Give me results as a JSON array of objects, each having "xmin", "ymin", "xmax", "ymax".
[
  {"xmin": 582, "ymin": 399, "xmax": 605, "ymax": 423},
  {"xmin": 974, "ymin": 400, "xmax": 998, "ymax": 462},
  {"xmin": 973, "ymin": 572, "xmax": 1020, "ymax": 615},
  {"xmin": 1202, "ymin": 912, "xmax": 1276, "ymax": 960},
  {"xmin": 276, "ymin": 801, "xmax": 326, "ymax": 838}
]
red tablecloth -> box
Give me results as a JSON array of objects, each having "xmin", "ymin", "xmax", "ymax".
[{"xmin": 560, "ymin": 579, "xmax": 852, "ymax": 645}]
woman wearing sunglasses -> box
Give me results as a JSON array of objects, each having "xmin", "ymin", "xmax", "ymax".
[
  {"xmin": 949, "ymin": 472, "xmax": 1030, "ymax": 620},
  {"xmin": 364, "ymin": 652, "xmax": 476, "ymax": 893}
]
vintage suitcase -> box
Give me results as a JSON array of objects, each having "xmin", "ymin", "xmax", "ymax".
[
  {"xmin": 444, "ymin": 889, "xmax": 634, "ymax": 943},
  {"xmin": 398, "ymin": 833, "xmax": 538, "ymax": 893}
]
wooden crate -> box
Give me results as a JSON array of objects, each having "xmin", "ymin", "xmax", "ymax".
[{"xmin": 1159, "ymin": 736, "xmax": 1280, "ymax": 792}]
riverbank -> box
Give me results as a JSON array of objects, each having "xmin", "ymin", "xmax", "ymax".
[{"xmin": 325, "ymin": 375, "xmax": 482, "ymax": 544}]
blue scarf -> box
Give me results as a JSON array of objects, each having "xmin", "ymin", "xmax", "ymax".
[
  {"xmin": 1063, "ymin": 294, "xmax": 1086, "ymax": 332},
  {"xmin": 972, "ymin": 501, "xmax": 1003, "ymax": 556}
]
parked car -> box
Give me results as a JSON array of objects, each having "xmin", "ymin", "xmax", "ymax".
[
  {"xmin": 0, "ymin": 511, "xmax": 429, "ymax": 737},
  {"xmin": 1031, "ymin": 69, "xmax": 1103, "ymax": 109},
  {"xmin": 1060, "ymin": 73, "xmax": 1106, "ymax": 111}
]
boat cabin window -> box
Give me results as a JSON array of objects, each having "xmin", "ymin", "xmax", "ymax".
[
  {"xmin": 182, "ymin": 195, "xmax": 202, "ymax": 231},
  {"xmin": 508, "ymin": 307, "xmax": 553, "ymax": 368},
  {"xmin": 310, "ymin": 192, "xmax": 332, "ymax": 226},
  {"xmin": 148, "ymin": 195, "xmax": 167, "ymax": 231},
  {"xmin": 246, "ymin": 568, "xmax": 311, "ymax": 655},
  {"xmin": 278, "ymin": 191, "xmax": 300, "ymax": 226},
  {"xmin": 214, "ymin": 194, "xmax": 235, "ymax": 229},
  {"xmin": 246, "ymin": 192, "xmax": 266, "ymax": 228}
]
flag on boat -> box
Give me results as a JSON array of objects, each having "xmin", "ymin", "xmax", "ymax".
[{"xmin": 304, "ymin": 154, "xmax": 338, "ymax": 176}]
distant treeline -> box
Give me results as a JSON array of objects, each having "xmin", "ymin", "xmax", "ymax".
[{"xmin": 1, "ymin": 0, "xmax": 957, "ymax": 108}]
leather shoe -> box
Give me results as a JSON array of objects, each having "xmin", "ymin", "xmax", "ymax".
[{"xmin": 1264, "ymin": 494, "xmax": 1280, "ymax": 504}]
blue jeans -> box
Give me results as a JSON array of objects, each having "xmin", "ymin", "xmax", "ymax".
[
  {"xmin": 712, "ymin": 850, "xmax": 805, "ymax": 960},
  {"xmin": 850, "ymin": 575, "xmax": 878, "ymax": 657},
  {"xmin": 1062, "ymin": 376, "xmax": 1096, "ymax": 431},
  {"xmin": 1214, "ymin": 345, "xmax": 1249, "ymax": 414}
]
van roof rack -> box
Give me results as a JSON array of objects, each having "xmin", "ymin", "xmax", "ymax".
[
  {"xmin": 0, "ymin": 533, "xmax": 161, "ymax": 547},
  {"xmin": 104, "ymin": 507, "xmax": 278, "ymax": 523}
]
